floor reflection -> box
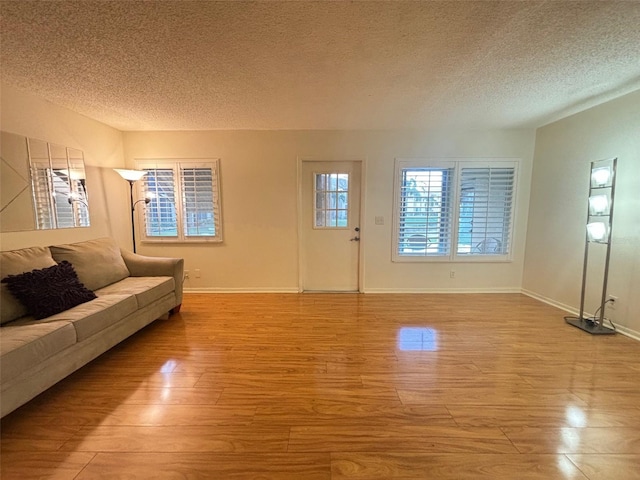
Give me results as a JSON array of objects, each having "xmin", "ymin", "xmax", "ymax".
[
  {"xmin": 556, "ymin": 455, "xmax": 579, "ymax": 478},
  {"xmin": 560, "ymin": 427, "xmax": 582, "ymax": 453},
  {"xmin": 565, "ymin": 405, "xmax": 587, "ymax": 427},
  {"xmin": 398, "ymin": 327, "xmax": 438, "ymax": 351},
  {"xmin": 159, "ymin": 359, "xmax": 177, "ymax": 374}
]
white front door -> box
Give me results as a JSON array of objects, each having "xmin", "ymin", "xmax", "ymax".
[{"xmin": 300, "ymin": 161, "xmax": 362, "ymax": 292}]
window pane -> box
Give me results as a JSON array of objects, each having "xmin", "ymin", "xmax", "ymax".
[
  {"xmin": 457, "ymin": 167, "xmax": 514, "ymax": 255},
  {"xmin": 398, "ymin": 167, "xmax": 453, "ymax": 256},
  {"xmin": 337, "ymin": 209, "xmax": 348, "ymax": 227},
  {"xmin": 181, "ymin": 167, "xmax": 216, "ymax": 236},
  {"xmin": 143, "ymin": 168, "xmax": 178, "ymax": 237},
  {"xmin": 314, "ymin": 172, "xmax": 349, "ymax": 228},
  {"xmin": 337, "ymin": 174, "xmax": 349, "ymax": 192},
  {"xmin": 327, "ymin": 192, "xmax": 337, "ymax": 209}
]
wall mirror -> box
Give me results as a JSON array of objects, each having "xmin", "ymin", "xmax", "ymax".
[{"xmin": 0, "ymin": 132, "xmax": 90, "ymax": 232}]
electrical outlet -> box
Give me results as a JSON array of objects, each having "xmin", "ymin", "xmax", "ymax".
[
  {"xmin": 195, "ymin": 269, "xmax": 201, "ymax": 278},
  {"xmin": 450, "ymin": 270, "xmax": 456, "ymax": 279},
  {"xmin": 608, "ymin": 295, "xmax": 618, "ymax": 309},
  {"xmin": 184, "ymin": 270, "xmax": 190, "ymax": 279}
]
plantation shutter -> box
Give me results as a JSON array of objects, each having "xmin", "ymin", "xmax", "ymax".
[
  {"xmin": 180, "ymin": 165, "xmax": 218, "ymax": 237},
  {"xmin": 457, "ymin": 166, "xmax": 515, "ymax": 255},
  {"xmin": 142, "ymin": 167, "xmax": 179, "ymax": 237},
  {"xmin": 397, "ymin": 167, "xmax": 454, "ymax": 256}
]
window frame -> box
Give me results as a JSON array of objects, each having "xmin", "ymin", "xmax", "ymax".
[
  {"xmin": 392, "ymin": 158, "xmax": 518, "ymax": 263},
  {"xmin": 135, "ymin": 159, "xmax": 222, "ymax": 244},
  {"xmin": 313, "ymin": 171, "xmax": 350, "ymax": 230}
]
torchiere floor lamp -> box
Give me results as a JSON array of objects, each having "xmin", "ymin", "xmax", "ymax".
[{"xmin": 114, "ymin": 169, "xmax": 149, "ymax": 253}]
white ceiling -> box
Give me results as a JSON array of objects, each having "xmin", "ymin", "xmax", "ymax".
[{"xmin": 1, "ymin": 0, "xmax": 639, "ymax": 131}]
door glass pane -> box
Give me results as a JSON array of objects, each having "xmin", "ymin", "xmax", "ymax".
[
  {"xmin": 337, "ymin": 209, "xmax": 348, "ymax": 227},
  {"xmin": 314, "ymin": 172, "xmax": 349, "ymax": 228}
]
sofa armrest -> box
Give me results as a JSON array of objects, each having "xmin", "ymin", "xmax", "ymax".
[{"xmin": 120, "ymin": 250, "xmax": 184, "ymax": 306}]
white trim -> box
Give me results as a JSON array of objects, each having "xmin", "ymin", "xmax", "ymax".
[
  {"xmin": 613, "ymin": 325, "xmax": 640, "ymax": 342},
  {"xmin": 184, "ymin": 287, "xmax": 299, "ymax": 294},
  {"xmin": 520, "ymin": 289, "xmax": 580, "ymax": 315},
  {"xmin": 364, "ymin": 287, "xmax": 522, "ymax": 294},
  {"xmin": 184, "ymin": 287, "xmax": 521, "ymax": 294}
]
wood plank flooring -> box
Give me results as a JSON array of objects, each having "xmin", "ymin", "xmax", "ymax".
[{"xmin": 2, "ymin": 293, "xmax": 640, "ymax": 479}]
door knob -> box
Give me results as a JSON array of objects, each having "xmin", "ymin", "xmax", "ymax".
[{"xmin": 350, "ymin": 236, "xmax": 360, "ymax": 242}]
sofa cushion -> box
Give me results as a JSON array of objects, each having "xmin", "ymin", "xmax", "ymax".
[
  {"xmin": 14, "ymin": 294, "xmax": 138, "ymax": 342},
  {"xmin": 0, "ymin": 246, "xmax": 57, "ymax": 325},
  {"xmin": 95, "ymin": 276, "xmax": 175, "ymax": 309},
  {"xmin": 49, "ymin": 238, "xmax": 130, "ymax": 291},
  {"xmin": 0, "ymin": 320, "xmax": 77, "ymax": 385},
  {"xmin": 2, "ymin": 261, "xmax": 97, "ymax": 319}
]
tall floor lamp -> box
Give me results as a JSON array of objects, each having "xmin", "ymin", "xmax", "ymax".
[
  {"xmin": 114, "ymin": 169, "xmax": 149, "ymax": 253},
  {"xmin": 565, "ymin": 158, "xmax": 617, "ymax": 335}
]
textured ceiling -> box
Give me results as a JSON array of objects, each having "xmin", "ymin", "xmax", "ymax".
[{"xmin": 1, "ymin": 0, "xmax": 640, "ymax": 131}]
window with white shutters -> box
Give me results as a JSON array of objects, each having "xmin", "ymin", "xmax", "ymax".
[
  {"xmin": 136, "ymin": 160, "xmax": 222, "ymax": 243},
  {"xmin": 393, "ymin": 159, "xmax": 517, "ymax": 262}
]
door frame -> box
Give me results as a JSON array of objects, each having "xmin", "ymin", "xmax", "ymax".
[{"xmin": 297, "ymin": 157, "xmax": 366, "ymax": 293}]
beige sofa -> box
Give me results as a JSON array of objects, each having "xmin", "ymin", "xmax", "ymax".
[{"xmin": 0, "ymin": 237, "xmax": 184, "ymax": 418}]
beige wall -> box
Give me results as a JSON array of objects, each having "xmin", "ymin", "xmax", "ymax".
[
  {"xmin": 123, "ymin": 129, "xmax": 535, "ymax": 292},
  {"xmin": 0, "ymin": 83, "xmax": 536, "ymax": 295},
  {"xmin": 0, "ymin": 83, "xmax": 129, "ymax": 251},
  {"xmin": 523, "ymin": 90, "xmax": 640, "ymax": 337}
]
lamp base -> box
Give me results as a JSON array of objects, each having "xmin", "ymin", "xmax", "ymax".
[{"xmin": 565, "ymin": 317, "xmax": 615, "ymax": 335}]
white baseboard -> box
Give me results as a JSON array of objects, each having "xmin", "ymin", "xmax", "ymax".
[
  {"xmin": 363, "ymin": 287, "xmax": 522, "ymax": 294},
  {"xmin": 186, "ymin": 287, "xmax": 522, "ymax": 294},
  {"xmin": 183, "ymin": 287, "xmax": 299, "ymax": 294},
  {"xmin": 521, "ymin": 289, "xmax": 640, "ymax": 342},
  {"xmin": 612, "ymin": 324, "xmax": 640, "ymax": 342},
  {"xmin": 520, "ymin": 289, "xmax": 580, "ymax": 316}
]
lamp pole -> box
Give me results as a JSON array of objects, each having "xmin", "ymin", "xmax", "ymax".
[
  {"xmin": 127, "ymin": 180, "xmax": 136, "ymax": 253},
  {"xmin": 114, "ymin": 169, "xmax": 149, "ymax": 254}
]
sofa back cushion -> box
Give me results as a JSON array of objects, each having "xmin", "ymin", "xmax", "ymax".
[
  {"xmin": 49, "ymin": 237, "xmax": 130, "ymax": 291},
  {"xmin": 0, "ymin": 246, "xmax": 57, "ymax": 324}
]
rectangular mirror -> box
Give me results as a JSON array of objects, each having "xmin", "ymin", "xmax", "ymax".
[
  {"xmin": 28, "ymin": 138, "xmax": 90, "ymax": 229},
  {"xmin": 0, "ymin": 132, "xmax": 90, "ymax": 232},
  {"xmin": 0, "ymin": 132, "xmax": 36, "ymax": 232}
]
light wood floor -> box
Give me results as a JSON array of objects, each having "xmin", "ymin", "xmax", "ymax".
[{"xmin": 2, "ymin": 293, "xmax": 640, "ymax": 479}]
